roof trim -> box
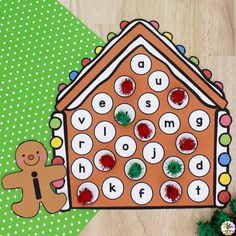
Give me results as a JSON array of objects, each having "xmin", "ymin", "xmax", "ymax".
[{"xmin": 56, "ymin": 20, "xmax": 227, "ymax": 111}]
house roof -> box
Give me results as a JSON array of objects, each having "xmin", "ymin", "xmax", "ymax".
[{"xmin": 56, "ymin": 19, "xmax": 227, "ymax": 111}]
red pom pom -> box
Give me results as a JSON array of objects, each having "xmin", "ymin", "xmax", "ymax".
[
  {"xmin": 202, "ymin": 69, "xmax": 212, "ymax": 79},
  {"xmin": 120, "ymin": 20, "xmax": 129, "ymax": 29},
  {"xmin": 165, "ymin": 184, "xmax": 180, "ymax": 202},
  {"xmin": 77, "ymin": 188, "xmax": 93, "ymax": 205},
  {"xmin": 99, "ymin": 154, "xmax": 115, "ymax": 170},
  {"xmin": 179, "ymin": 137, "xmax": 196, "ymax": 151},
  {"xmin": 137, "ymin": 123, "xmax": 152, "ymax": 139},
  {"xmin": 120, "ymin": 78, "xmax": 134, "ymax": 95},
  {"xmin": 170, "ymin": 88, "xmax": 186, "ymax": 105}
]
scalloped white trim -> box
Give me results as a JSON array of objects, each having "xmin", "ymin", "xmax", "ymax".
[
  {"xmin": 215, "ymin": 110, "xmax": 230, "ymax": 207},
  {"xmin": 52, "ymin": 113, "xmax": 70, "ymax": 211},
  {"xmin": 58, "ymin": 19, "xmax": 223, "ymax": 104},
  {"xmin": 67, "ymin": 37, "xmax": 216, "ymax": 109}
]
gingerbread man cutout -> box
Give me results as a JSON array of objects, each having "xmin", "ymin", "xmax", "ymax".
[{"xmin": 2, "ymin": 140, "xmax": 67, "ymax": 218}]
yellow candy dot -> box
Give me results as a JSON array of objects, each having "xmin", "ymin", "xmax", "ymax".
[
  {"xmin": 163, "ymin": 32, "xmax": 173, "ymax": 41},
  {"xmin": 95, "ymin": 46, "xmax": 102, "ymax": 54},
  {"xmin": 51, "ymin": 137, "xmax": 62, "ymax": 149},
  {"xmin": 219, "ymin": 173, "xmax": 231, "ymax": 186}
]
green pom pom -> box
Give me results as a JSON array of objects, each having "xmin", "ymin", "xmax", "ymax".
[
  {"xmin": 230, "ymin": 199, "xmax": 236, "ymax": 214},
  {"xmin": 211, "ymin": 210, "xmax": 232, "ymax": 228},
  {"xmin": 198, "ymin": 221, "xmax": 218, "ymax": 236},
  {"xmin": 128, "ymin": 163, "xmax": 142, "ymax": 179},
  {"xmin": 166, "ymin": 160, "xmax": 183, "ymax": 176},
  {"xmin": 115, "ymin": 110, "xmax": 131, "ymax": 126}
]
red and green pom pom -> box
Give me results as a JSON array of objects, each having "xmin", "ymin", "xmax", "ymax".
[
  {"xmin": 120, "ymin": 78, "xmax": 134, "ymax": 95},
  {"xmin": 115, "ymin": 110, "xmax": 131, "ymax": 126},
  {"xmin": 165, "ymin": 184, "xmax": 181, "ymax": 202},
  {"xmin": 137, "ymin": 123, "xmax": 152, "ymax": 139},
  {"xmin": 128, "ymin": 162, "xmax": 143, "ymax": 179},
  {"xmin": 170, "ymin": 88, "xmax": 187, "ymax": 105},
  {"xmin": 99, "ymin": 154, "xmax": 115, "ymax": 170},
  {"xmin": 166, "ymin": 160, "xmax": 183, "ymax": 177},
  {"xmin": 179, "ymin": 137, "xmax": 196, "ymax": 151},
  {"xmin": 77, "ymin": 188, "xmax": 93, "ymax": 205}
]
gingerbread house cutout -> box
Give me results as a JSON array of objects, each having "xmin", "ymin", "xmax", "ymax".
[{"xmin": 49, "ymin": 19, "xmax": 232, "ymax": 210}]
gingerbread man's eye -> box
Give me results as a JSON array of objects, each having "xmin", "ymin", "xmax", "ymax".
[
  {"xmin": 22, "ymin": 154, "xmax": 25, "ymax": 157},
  {"xmin": 36, "ymin": 151, "xmax": 39, "ymax": 154}
]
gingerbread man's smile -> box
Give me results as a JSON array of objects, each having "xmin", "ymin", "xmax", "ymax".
[{"xmin": 24, "ymin": 154, "xmax": 40, "ymax": 166}]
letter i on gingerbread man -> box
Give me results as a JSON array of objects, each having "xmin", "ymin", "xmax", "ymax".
[{"xmin": 2, "ymin": 140, "xmax": 67, "ymax": 218}]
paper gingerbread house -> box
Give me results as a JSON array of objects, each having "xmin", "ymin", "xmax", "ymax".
[{"xmin": 49, "ymin": 19, "xmax": 232, "ymax": 210}]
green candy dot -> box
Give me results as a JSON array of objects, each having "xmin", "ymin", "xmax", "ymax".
[
  {"xmin": 107, "ymin": 32, "xmax": 116, "ymax": 41},
  {"xmin": 220, "ymin": 133, "xmax": 231, "ymax": 146},
  {"xmin": 128, "ymin": 162, "xmax": 142, "ymax": 179},
  {"xmin": 189, "ymin": 56, "xmax": 199, "ymax": 66},
  {"xmin": 49, "ymin": 117, "xmax": 61, "ymax": 129},
  {"xmin": 115, "ymin": 110, "xmax": 131, "ymax": 126},
  {"xmin": 166, "ymin": 160, "xmax": 183, "ymax": 177}
]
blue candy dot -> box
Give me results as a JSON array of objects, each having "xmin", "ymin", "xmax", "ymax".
[
  {"xmin": 176, "ymin": 45, "xmax": 186, "ymax": 55},
  {"xmin": 69, "ymin": 71, "xmax": 79, "ymax": 81},
  {"xmin": 219, "ymin": 153, "xmax": 231, "ymax": 166}
]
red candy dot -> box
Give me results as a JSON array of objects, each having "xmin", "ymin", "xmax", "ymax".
[
  {"xmin": 220, "ymin": 114, "xmax": 232, "ymax": 127},
  {"xmin": 58, "ymin": 83, "xmax": 66, "ymax": 92},
  {"xmin": 52, "ymin": 179, "xmax": 65, "ymax": 189},
  {"xmin": 137, "ymin": 123, "xmax": 152, "ymax": 139},
  {"xmin": 170, "ymin": 88, "xmax": 186, "ymax": 105},
  {"xmin": 179, "ymin": 137, "xmax": 196, "ymax": 151},
  {"xmin": 77, "ymin": 188, "xmax": 93, "ymax": 205},
  {"xmin": 120, "ymin": 78, "xmax": 134, "ymax": 95},
  {"xmin": 99, "ymin": 154, "xmax": 115, "ymax": 170},
  {"xmin": 165, "ymin": 184, "xmax": 181, "ymax": 202},
  {"xmin": 150, "ymin": 20, "xmax": 159, "ymax": 30},
  {"xmin": 52, "ymin": 156, "xmax": 64, "ymax": 165},
  {"xmin": 120, "ymin": 20, "xmax": 129, "ymax": 29},
  {"xmin": 214, "ymin": 81, "xmax": 224, "ymax": 90},
  {"xmin": 81, "ymin": 58, "xmax": 91, "ymax": 67},
  {"xmin": 202, "ymin": 69, "xmax": 212, "ymax": 79},
  {"xmin": 218, "ymin": 191, "xmax": 231, "ymax": 204}
]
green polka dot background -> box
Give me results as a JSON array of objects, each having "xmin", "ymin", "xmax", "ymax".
[{"xmin": 0, "ymin": 0, "xmax": 104, "ymax": 235}]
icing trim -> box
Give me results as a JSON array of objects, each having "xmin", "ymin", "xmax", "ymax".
[
  {"xmin": 57, "ymin": 19, "xmax": 223, "ymax": 103},
  {"xmin": 67, "ymin": 37, "xmax": 216, "ymax": 110},
  {"xmin": 215, "ymin": 110, "xmax": 231, "ymax": 207},
  {"xmin": 51, "ymin": 113, "xmax": 70, "ymax": 211}
]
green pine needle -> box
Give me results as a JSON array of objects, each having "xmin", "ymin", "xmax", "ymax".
[
  {"xmin": 166, "ymin": 160, "xmax": 183, "ymax": 176},
  {"xmin": 115, "ymin": 110, "xmax": 131, "ymax": 126},
  {"xmin": 211, "ymin": 210, "xmax": 232, "ymax": 229},
  {"xmin": 230, "ymin": 199, "xmax": 236, "ymax": 215},
  {"xmin": 197, "ymin": 221, "xmax": 218, "ymax": 236},
  {"xmin": 128, "ymin": 163, "xmax": 142, "ymax": 179}
]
